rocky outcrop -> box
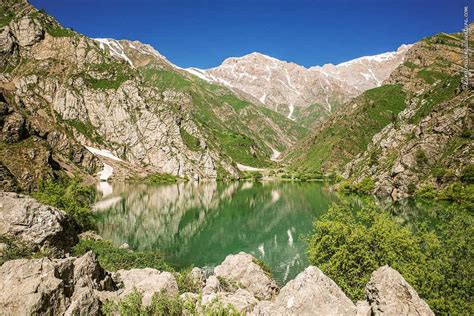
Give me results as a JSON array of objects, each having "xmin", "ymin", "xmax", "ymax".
[
  {"xmin": 214, "ymin": 252, "xmax": 279, "ymax": 300},
  {"xmin": 0, "ymin": 252, "xmax": 115, "ymax": 315},
  {"xmin": 366, "ymin": 266, "xmax": 434, "ymax": 316},
  {"xmin": 0, "ymin": 192, "xmax": 78, "ymax": 254},
  {"xmin": 0, "ymin": 247, "xmax": 434, "ymax": 315},
  {"xmin": 252, "ymin": 266, "xmax": 356, "ymax": 315},
  {"xmin": 187, "ymin": 46, "xmax": 410, "ymax": 125},
  {"xmin": 112, "ymin": 268, "xmax": 179, "ymax": 306}
]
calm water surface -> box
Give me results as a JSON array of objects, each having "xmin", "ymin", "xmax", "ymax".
[{"xmin": 94, "ymin": 181, "xmax": 434, "ymax": 284}]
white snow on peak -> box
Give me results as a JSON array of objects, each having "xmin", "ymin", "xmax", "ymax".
[
  {"xmin": 185, "ymin": 67, "xmax": 213, "ymax": 82},
  {"xmin": 85, "ymin": 146, "xmax": 123, "ymax": 162},
  {"xmin": 94, "ymin": 38, "xmax": 134, "ymax": 67}
]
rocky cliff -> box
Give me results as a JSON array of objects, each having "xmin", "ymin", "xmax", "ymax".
[
  {"xmin": 187, "ymin": 45, "xmax": 410, "ymax": 126},
  {"xmin": 286, "ymin": 28, "xmax": 473, "ymax": 197},
  {"xmin": 0, "ymin": 0, "xmax": 305, "ymax": 190}
]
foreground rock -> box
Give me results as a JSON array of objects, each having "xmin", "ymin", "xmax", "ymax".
[
  {"xmin": 0, "ymin": 252, "xmax": 114, "ymax": 315},
  {"xmin": 252, "ymin": 266, "xmax": 356, "ymax": 315},
  {"xmin": 112, "ymin": 268, "xmax": 178, "ymax": 306},
  {"xmin": 0, "ymin": 192, "xmax": 78, "ymax": 254},
  {"xmin": 366, "ymin": 266, "xmax": 434, "ymax": 316},
  {"xmin": 214, "ymin": 252, "xmax": 279, "ymax": 300},
  {"xmin": 0, "ymin": 247, "xmax": 434, "ymax": 315}
]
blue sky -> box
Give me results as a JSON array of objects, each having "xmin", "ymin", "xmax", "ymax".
[{"xmin": 31, "ymin": 0, "xmax": 469, "ymax": 68}]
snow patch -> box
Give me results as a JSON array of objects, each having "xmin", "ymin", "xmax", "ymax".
[
  {"xmin": 98, "ymin": 163, "xmax": 113, "ymax": 181},
  {"xmin": 287, "ymin": 104, "xmax": 295, "ymax": 120},
  {"xmin": 270, "ymin": 147, "xmax": 281, "ymax": 161},
  {"xmin": 185, "ymin": 67, "xmax": 213, "ymax": 82},
  {"xmin": 85, "ymin": 146, "xmax": 123, "ymax": 161},
  {"xmin": 94, "ymin": 38, "xmax": 134, "ymax": 67},
  {"xmin": 236, "ymin": 163, "xmax": 264, "ymax": 172}
]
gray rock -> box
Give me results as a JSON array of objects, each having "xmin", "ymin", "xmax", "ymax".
[
  {"xmin": 203, "ymin": 275, "xmax": 221, "ymax": 294},
  {"xmin": 214, "ymin": 252, "xmax": 278, "ymax": 300},
  {"xmin": 10, "ymin": 16, "xmax": 44, "ymax": 47},
  {"xmin": 0, "ymin": 192, "xmax": 78, "ymax": 254},
  {"xmin": 113, "ymin": 268, "xmax": 178, "ymax": 306},
  {"xmin": 2, "ymin": 112, "xmax": 27, "ymax": 143},
  {"xmin": 355, "ymin": 300, "xmax": 371, "ymax": 316},
  {"xmin": 252, "ymin": 266, "xmax": 356, "ymax": 316},
  {"xmin": 201, "ymin": 289, "xmax": 258, "ymax": 314},
  {"xmin": 365, "ymin": 265, "xmax": 434, "ymax": 316},
  {"xmin": 190, "ymin": 267, "xmax": 206, "ymax": 288},
  {"xmin": 0, "ymin": 162, "xmax": 17, "ymax": 192},
  {"xmin": 0, "ymin": 252, "xmax": 113, "ymax": 315}
]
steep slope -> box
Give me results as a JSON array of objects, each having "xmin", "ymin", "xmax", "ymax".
[
  {"xmin": 94, "ymin": 38, "xmax": 306, "ymax": 164},
  {"xmin": 187, "ymin": 45, "xmax": 410, "ymax": 127},
  {"xmin": 285, "ymin": 29, "xmax": 473, "ymax": 198},
  {"xmin": 0, "ymin": 0, "xmax": 304, "ymax": 189}
]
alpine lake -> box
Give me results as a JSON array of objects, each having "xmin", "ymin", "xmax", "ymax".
[{"xmin": 94, "ymin": 180, "xmax": 438, "ymax": 285}]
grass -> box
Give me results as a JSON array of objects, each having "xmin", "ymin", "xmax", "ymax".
[
  {"xmin": 84, "ymin": 61, "xmax": 132, "ymax": 90},
  {"xmin": 63, "ymin": 119, "xmax": 106, "ymax": 145},
  {"xmin": 0, "ymin": 236, "xmax": 32, "ymax": 266},
  {"xmin": 252, "ymin": 257, "xmax": 272, "ymax": 278},
  {"xmin": 141, "ymin": 68, "xmax": 191, "ymax": 91},
  {"xmin": 0, "ymin": 7, "xmax": 15, "ymax": 28},
  {"xmin": 417, "ymin": 69, "xmax": 449, "ymax": 84},
  {"xmin": 290, "ymin": 84, "xmax": 406, "ymax": 175},
  {"xmin": 73, "ymin": 239, "xmax": 174, "ymax": 272},
  {"xmin": 180, "ymin": 128, "xmax": 201, "ymax": 152},
  {"xmin": 32, "ymin": 176, "xmax": 96, "ymax": 231},
  {"xmin": 221, "ymin": 95, "xmax": 250, "ymax": 112}
]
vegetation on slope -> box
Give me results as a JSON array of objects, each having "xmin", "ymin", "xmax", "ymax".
[{"xmin": 287, "ymin": 84, "xmax": 406, "ymax": 174}]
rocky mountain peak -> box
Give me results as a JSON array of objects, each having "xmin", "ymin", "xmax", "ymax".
[{"xmin": 186, "ymin": 44, "xmax": 411, "ymax": 124}]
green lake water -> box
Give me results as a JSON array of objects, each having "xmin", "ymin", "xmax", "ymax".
[{"xmin": 94, "ymin": 181, "xmax": 435, "ymax": 284}]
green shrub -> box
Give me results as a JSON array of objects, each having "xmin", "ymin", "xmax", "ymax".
[
  {"xmin": 33, "ymin": 177, "xmax": 96, "ymax": 231},
  {"xmin": 180, "ymin": 128, "xmax": 201, "ymax": 152},
  {"xmin": 415, "ymin": 149, "xmax": 429, "ymax": 166},
  {"xmin": 306, "ymin": 203, "xmax": 474, "ymax": 315},
  {"xmin": 174, "ymin": 268, "xmax": 201, "ymax": 294},
  {"xmin": 103, "ymin": 290, "xmax": 186, "ymax": 316},
  {"xmin": 140, "ymin": 173, "xmax": 181, "ymax": 185},
  {"xmin": 416, "ymin": 184, "xmax": 437, "ymax": 199},
  {"xmin": 252, "ymin": 257, "xmax": 272, "ymax": 278},
  {"xmin": 338, "ymin": 178, "xmax": 375, "ymax": 195},
  {"xmin": 73, "ymin": 239, "xmax": 173, "ymax": 272},
  {"xmin": 461, "ymin": 164, "xmax": 474, "ymax": 184},
  {"xmin": 0, "ymin": 236, "xmax": 32, "ymax": 266}
]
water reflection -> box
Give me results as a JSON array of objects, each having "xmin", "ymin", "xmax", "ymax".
[
  {"xmin": 95, "ymin": 181, "xmax": 339, "ymax": 284},
  {"xmin": 94, "ymin": 181, "xmax": 441, "ymax": 284}
]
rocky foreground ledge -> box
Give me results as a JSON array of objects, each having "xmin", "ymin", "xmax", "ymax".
[{"xmin": 0, "ymin": 193, "xmax": 434, "ymax": 315}]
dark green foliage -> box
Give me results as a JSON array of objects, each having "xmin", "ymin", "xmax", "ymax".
[
  {"xmin": 33, "ymin": 177, "xmax": 96, "ymax": 231},
  {"xmin": 63, "ymin": 119, "xmax": 105, "ymax": 145},
  {"xmin": 0, "ymin": 236, "xmax": 32, "ymax": 266},
  {"xmin": 73, "ymin": 239, "xmax": 174, "ymax": 272},
  {"xmin": 415, "ymin": 149, "xmax": 428, "ymax": 166},
  {"xmin": 338, "ymin": 177, "xmax": 375, "ymax": 195},
  {"xmin": 0, "ymin": 7, "xmax": 15, "ymax": 28},
  {"xmin": 180, "ymin": 128, "xmax": 201, "ymax": 151},
  {"xmin": 461, "ymin": 164, "xmax": 474, "ymax": 184},
  {"xmin": 306, "ymin": 203, "xmax": 474, "ymax": 315},
  {"xmin": 174, "ymin": 268, "xmax": 201, "ymax": 294}
]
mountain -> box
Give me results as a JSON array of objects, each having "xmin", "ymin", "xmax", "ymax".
[
  {"xmin": 186, "ymin": 45, "xmax": 411, "ymax": 126},
  {"xmin": 0, "ymin": 0, "xmax": 304, "ymax": 191},
  {"xmin": 285, "ymin": 29, "xmax": 473, "ymax": 199}
]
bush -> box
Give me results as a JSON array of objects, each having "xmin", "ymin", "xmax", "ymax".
[
  {"xmin": 174, "ymin": 268, "xmax": 201, "ymax": 294},
  {"xmin": 461, "ymin": 164, "xmax": 474, "ymax": 184},
  {"xmin": 103, "ymin": 290, "xmax": 186, "ymax": 316},
  {"xmin": 0, "ymin": 236, "xmax": 32, "ymax": 266},
  {"xmin": 306, "ymin": 203, "xmax": 474, "ymax": 315},
  {"xmin": 338, "ymin": 177, "xmax": 375, "ymax": 195},
  {"xmin": 33, "ymin": 177, "xmax": 96, "ymax": 231},
  {"xmin": 73, "ymin": 239, "xmax": 173, "ymax": 272}
]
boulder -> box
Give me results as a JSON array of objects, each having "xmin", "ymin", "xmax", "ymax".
[
  {"xmin": 203, "ymin": 275, "xmax": 221, "ymax": 294},
  {"xmin": 113, "ymin": 268, "xmax": 179, "ymax": 305},
  {"xmin": 10, "ymin": 16, "xmax": 44, "ymax": 47},
  {"xmin": 0, "ymin": 252, "xmax": 113, "ymax": 315},
  {"xmin": 365, "ymin": 265, "xmax": 434, "ymax": 316},
  {"xmin": 214, "ymin": 252, "xmax": 278, "ymax": 300},
  {"xmin": 0, "ymin": 192, "xmax": 78, "ymax": 254},
  {"xmin": 252, "ymin": 266, "xmax": 356, "ymax": 316},
  {"xmin": 201, "ymin": 289, "xmax": 258, "ymax": 314}
]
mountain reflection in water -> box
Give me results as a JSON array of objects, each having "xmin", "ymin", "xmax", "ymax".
[{"xmin": 95, "ymin": 181, "xmax": 339, "ymax": 284}]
